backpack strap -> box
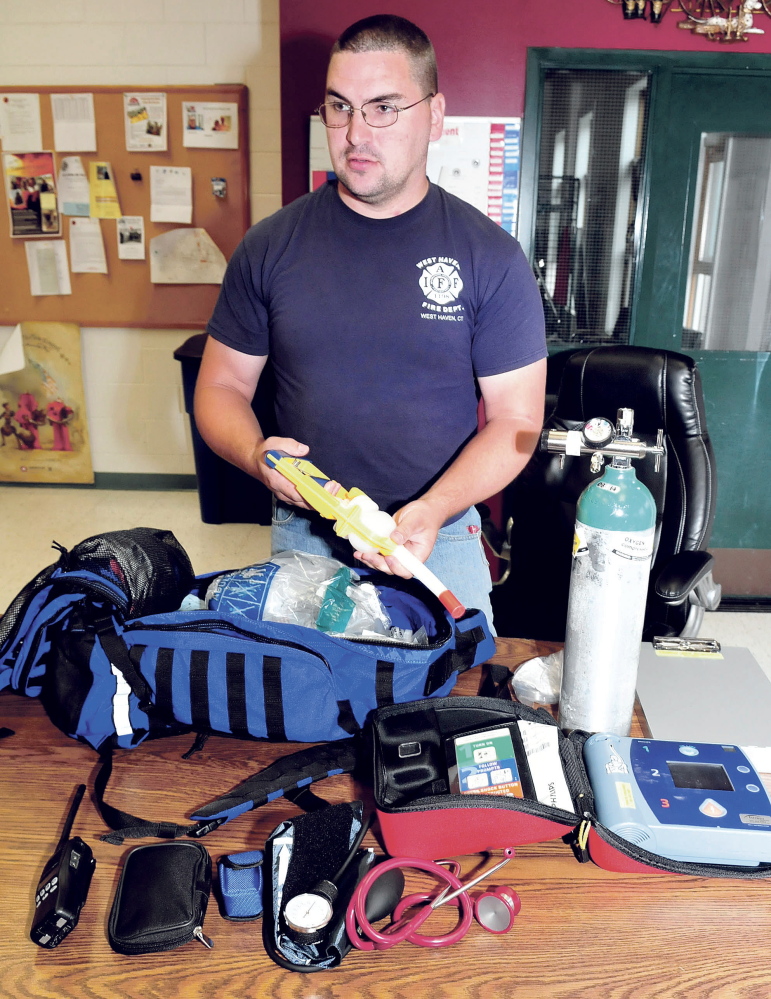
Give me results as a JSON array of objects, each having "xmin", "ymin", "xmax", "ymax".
[
  {"xmin": 423, "ymin": 619, "xmax": 488, "ymax": 696},
  {"xmin": 94, "ymin": 612, "xmax": 157, "ymax": 715},
  {"xmin": 96, "ymin": 737, "xmax": 360, "ymax": 844},
  {"xmin": 189, "ymin": 738, "xmax": 361, "ymax": 827},
  {"xmin": 478, "ymin": 661, "xmax": 515, "ymax": 700}
]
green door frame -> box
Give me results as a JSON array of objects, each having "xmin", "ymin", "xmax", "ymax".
[{"xmin": 520, "ymin": 48, "xmax": 771, "ymax": 350}]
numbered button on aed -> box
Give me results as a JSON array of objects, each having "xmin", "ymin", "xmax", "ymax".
[
  {"xmin": 679, "ymin": 745, "xmax": 699, "ymax": 757},
  {"xmin": 699, "ymin": 798, "xmax": 727, "ymax": 818}
]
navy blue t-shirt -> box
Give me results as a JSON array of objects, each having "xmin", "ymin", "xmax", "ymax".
[{"xmin": 207, "ymin": 181, "xmax": 546, "ymax": 512}]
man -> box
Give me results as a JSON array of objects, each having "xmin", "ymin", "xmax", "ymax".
[{"xmin": 194, "ymin": 14, "xmax": 547, "ymax": 626}]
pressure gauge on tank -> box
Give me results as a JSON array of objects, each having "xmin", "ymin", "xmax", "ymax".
[{"xmin": 582, "ymin": 417, "xmax": 614, "ymax": 449}]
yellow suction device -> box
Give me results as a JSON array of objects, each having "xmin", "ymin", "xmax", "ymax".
[{"xmin": 265, "ymin": 451, "xmax": 466, "ymax": 620}]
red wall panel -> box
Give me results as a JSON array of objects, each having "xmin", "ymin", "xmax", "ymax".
[{"xmin": 280, "ymin": 0, "xmax": 771, "ymax": 204}]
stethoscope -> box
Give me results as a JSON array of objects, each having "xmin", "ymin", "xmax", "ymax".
[{"xmin": 346, "ymin": 847, "xmax": 521, "ymax": 950}]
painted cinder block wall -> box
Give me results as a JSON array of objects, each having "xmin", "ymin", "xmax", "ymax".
[{"xmin": 0, "ymin": 0, "xmax": 281, "ymax": 477}]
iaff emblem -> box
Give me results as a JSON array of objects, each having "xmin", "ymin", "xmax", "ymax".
[{"xmin": 417, "ymin": 257, "xmax": 464, "ymax": 305}]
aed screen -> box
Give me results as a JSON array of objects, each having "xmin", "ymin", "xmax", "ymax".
[{"xmin": 667, "ymin": 761, "xmax": 734, "ymax": 792}]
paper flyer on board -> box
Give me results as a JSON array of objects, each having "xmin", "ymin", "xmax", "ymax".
[
  {"xmin": 0, "ymin": 93, "xmax": 43, "ymax": 151},
  {"xmin": 150, "ymin": 165, "xmax": 192, "ymax": 223},
  {"xmin": 50, "ymin": 93, "xmax": 97, "ymax": 152},
  {"xmin": 88, "ymin": 161, "xmax": 121, "ymax": 219},
  {"xmin": 57, "ymin": 156, "xmax": 90, "ymax": 216},
  {"xmin": 68, "ymin": 217, "xmax": 107, "ymax": 273},
  {"xmin": 123, "ymin": 92, "xmax": 167, "ymax": 151},
  {"xmin": 116, "ymin": 215, "xmax": 145, "ymax": 260},
  {"xmin": 25, "ymin": 241, "xmax": 72, "ymax": 296},
  {"xmin": 182, "ymin": 102, "xmax": 239, "ymax": 149},
  {"xmin": 149, "ymin": 228, "xmax": 226, "ymax": 284},
  {"xmin": 3, "ymin": 151, "xmax": 60, "ymax": 237}
]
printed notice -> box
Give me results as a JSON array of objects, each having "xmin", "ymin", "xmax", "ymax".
[
  {"xmin": 69, "ymin": 217, "xmax": 107, "ymax": 273},
  {"xmin": 117, "ymin": 216, "xmax": 145, "ymax": 260},
  {"xmin": 453, "ymin": 728, "xmax": 524, "ymax": 798},
  {"xmin": 25, "ymin": 241, "xmax": 72, "ymax": 296},
  {"xmin": 0, "ymin": 93, "xmax": 43, "ymax": 151},
  {"xmin": 51, "ymin": 93, "xmax": 96, "ymax": 152},
  {"xmin": 124, "ymin": 92, "xmax": 167, "ymax": 151},
  {"xmin": 150, "ymin": 165, "xmax": 192, "ymax": 223},
  {"xmin": 57, "ymin": 156, "xmax": 90, "ymax": 216},
  {"xmin": 88, "ymin": 161, "xmax": 121, "ymax": 219}
]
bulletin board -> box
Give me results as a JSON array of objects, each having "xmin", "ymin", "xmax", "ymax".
[{"xmin": 0, "ymin": 85, "xmax": 249, "ymax": 328}]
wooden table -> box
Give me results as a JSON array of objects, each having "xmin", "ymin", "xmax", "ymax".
[{"xmin": 1, "ymin": 637, "xmax": 769, "ymax": 999}]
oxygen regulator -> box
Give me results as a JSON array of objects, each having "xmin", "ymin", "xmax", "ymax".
[{"xmin": 540, "ymin": 408, "xmax": 665, "ymax": 475}]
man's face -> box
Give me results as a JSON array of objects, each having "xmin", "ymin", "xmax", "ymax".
[{"xmin": 324, "ymin": 49, "xmax": 444, "ymax": 216}]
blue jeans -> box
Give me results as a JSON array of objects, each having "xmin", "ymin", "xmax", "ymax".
[{"xmin": 271, "ymin": 500, "xmax": 495, "ymax": 632}]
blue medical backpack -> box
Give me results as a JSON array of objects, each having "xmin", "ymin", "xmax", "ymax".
[{"xmin": 0, "ymin": 528, "xmax": 495, "ymax": 754}]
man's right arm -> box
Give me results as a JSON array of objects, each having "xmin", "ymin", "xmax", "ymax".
[{"xmin": 193, "ymin": 337, "xmax": 312, "ymax": 508}]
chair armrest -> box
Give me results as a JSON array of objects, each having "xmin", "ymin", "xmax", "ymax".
[{"xmin": 653, "ymin": 550, "xmax": 714, "ymax": 604}]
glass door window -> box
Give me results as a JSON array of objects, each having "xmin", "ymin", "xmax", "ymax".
[
  {"xmin": 533, "ymin": 69, "xmax": 649, "ymax": 346},
  {"xmin": 683, "ymin": 132, "xmax": 771, "ymax": 352}
]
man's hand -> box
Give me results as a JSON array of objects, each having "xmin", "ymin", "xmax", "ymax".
[
  {"xmin": 352, "ymin": 498, "xmax": 442, "ymax": 577},
  {"xmin": 253, "ymin": 437, "xmax": 313, "ymax": 508},
  {"xmin": 351, "ymin": 359, "xmax": 547, "ymax": 577}
]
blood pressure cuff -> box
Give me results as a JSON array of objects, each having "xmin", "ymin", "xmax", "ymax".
[{"xmin": 262, "ymin": 801, "xmax": 376, "ymax": 972}]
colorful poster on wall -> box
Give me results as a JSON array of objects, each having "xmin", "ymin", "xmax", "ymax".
[
  {"xmin": 426, "ymin": 117, "xmax": 521, "ymax": 236},
  {"xmin": 3, "ymin": 150, "xmax": 61, "ymax": 237},
  {"xmin": 182, "ymin": 102, "xmax": 239, "ymax": 149},
  {"xmin": 0, "ymin": 322, "xmax": 93, "ymax": 484},
  {"xmin": 123, "ymin": 92, "xmax": 167, "ymax": 152}
]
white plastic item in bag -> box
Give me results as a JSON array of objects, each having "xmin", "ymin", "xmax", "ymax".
[
  {"xmin": 205, "ymin": 551, "xmax": 392, "ymax": 638},
  {"xmin": 510, "ymin": 650, "xmax": 563, "ymax": 707}
]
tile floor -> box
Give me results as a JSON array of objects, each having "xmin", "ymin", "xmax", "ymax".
[{"xmin": 1, "ymin": 485, "xmax": 769, "ymax": 682}]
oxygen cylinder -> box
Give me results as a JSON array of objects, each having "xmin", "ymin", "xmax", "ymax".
[{"xmin": 558, "ymin": 454, "xmax": 657, "ymax": 736}]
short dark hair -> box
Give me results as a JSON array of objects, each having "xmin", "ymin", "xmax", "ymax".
[{"xmin": 331, "ymin": 14, "xmax": 438, "ymax": 95}]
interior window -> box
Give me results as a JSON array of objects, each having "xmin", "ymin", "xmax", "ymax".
[
  {"xmin": 534, "ymin": 69, "xmax": 650, "ymax": 346},
  {"xmin": 683, "ymin": 132, "xmax": 771, "ymax": 352}
]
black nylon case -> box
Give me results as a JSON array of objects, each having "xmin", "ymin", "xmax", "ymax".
[{"xmin": 108, "ymin": 841, "xmax": 212, "ymax": 955}]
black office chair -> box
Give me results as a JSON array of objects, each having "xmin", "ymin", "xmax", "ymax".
[{"xmin": 486, "ymin": 345, "xmax": 721, "ymax": 641}]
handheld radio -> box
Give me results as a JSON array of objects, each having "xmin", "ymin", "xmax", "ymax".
[{"xmin": 30, "ymin": 783, "xmax": 96, "ymax": 948}]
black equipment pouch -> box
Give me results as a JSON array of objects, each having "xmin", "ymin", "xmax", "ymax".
[{"xmin": 108, "ymin": 841, "xmax": 213, "ymax": 955}]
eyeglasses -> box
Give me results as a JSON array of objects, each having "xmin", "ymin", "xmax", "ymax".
[{"xmin": 316, "ymin": 93, "xmax": 435, "ymax": 129}]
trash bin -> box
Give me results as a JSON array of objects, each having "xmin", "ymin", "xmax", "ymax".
[{"xmin": 174, "ymin": 333, "xmax": 274, "ymax": 525}]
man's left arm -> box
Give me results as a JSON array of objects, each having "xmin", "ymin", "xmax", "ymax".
[{"xmin": 354, "ymin": 357, "xmax": 546, "ymax": 574}]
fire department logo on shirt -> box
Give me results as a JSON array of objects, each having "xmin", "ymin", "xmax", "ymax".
[{"xmin": 417, "ymin": 257, "xmax": 464, "ymax": 305}]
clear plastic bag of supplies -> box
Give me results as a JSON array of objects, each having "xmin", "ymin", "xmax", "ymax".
[
  {"xmin": 510, "ymin": 649, "xmax": 563, "ymax": 708},
  {"xmin": 204, "ymin": 551, "xmax": 394, "ymax": 639}
]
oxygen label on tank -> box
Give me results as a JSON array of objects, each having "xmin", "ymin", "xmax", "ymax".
[
  {"xmin": 596, "ymin": 481, "xmax": 620, "ymax": 493},
  {"xmin": 611, "ymin": 530, "xmax": 654, "ymax": 563},
  {"xmin": 573, "ymin": 521, "xmax": 654, "ymax": 572}
]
